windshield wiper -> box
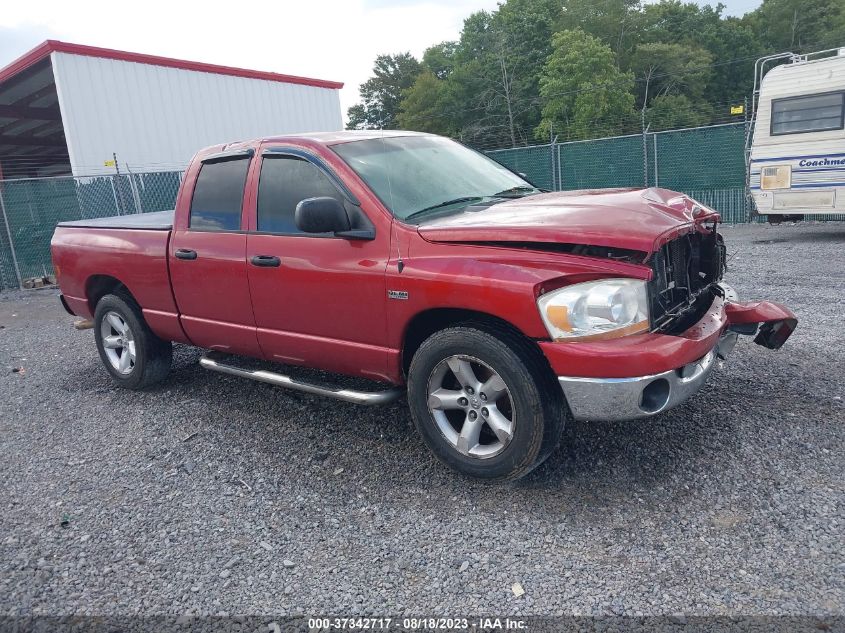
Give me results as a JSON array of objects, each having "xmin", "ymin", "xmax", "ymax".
[
  {"xmin": 404, "ymin": 197, "xmax": 484, "ymax": 221},
  {"xmin": 491, "ymin": 185, "xmax": 540, "ymax": 198}
]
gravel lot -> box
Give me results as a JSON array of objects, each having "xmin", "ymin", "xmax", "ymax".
[{"xmin": 1, "ymin": 222, "xmax": 843, "ymax": 618}]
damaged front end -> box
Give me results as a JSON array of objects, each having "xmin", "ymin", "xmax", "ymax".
[
  {"xmin": 646, "ymin": 223, "xmax": 796, "ymax": 350},
  {"xmin": 725, "ymin": 300, "xmax": 798, "ymax": 350}
]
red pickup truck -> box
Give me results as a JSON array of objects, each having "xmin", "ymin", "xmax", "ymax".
[{"xmin": 51, "ymin": 131, "xmax": 797, "ymax": 480}]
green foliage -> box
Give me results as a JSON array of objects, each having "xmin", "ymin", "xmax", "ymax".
[
  {"xmin": 536, "ymin": 30, "xmax": 636, "ymax": 140},
  {"xmin": 555, "ymin": 0, "xmax": 642, "ymax": 59},
  {"xmin": 395, "ymin": 71, "xmax": 451, "ymax": 135},
  {"xmin": 630, "ymin": 42, "xmax": 713, "ymax": 106},
  {"xmin": 422, "ymin": 42, "xmax": 458, "ymax": 80},
  {"xmin": 346, "ymin": 53, "xmax": 422, "ymax": 130},
  {"xmin": 646, "ymin": 94, "xmax": 711, "ymax": 131},
  {"xmin": 742, "ymin": 0, "xmax": 845, "ymax": 51},
  {"xmin": 348, "ymin": 0, "xmax": 845, "ymax": 143}
]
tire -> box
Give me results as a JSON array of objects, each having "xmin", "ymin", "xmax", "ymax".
[
  {"xmin": 407, "ymin": 324, "xmax": 566, "ymax": 481},
  {"xmin": 93, "ymin": 293, "xmax": 172, "ymax": 390}
]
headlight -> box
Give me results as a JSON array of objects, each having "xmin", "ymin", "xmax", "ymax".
[{"xmin": 537, "ymin": 278, "xmax": 649, "ymax": 341}]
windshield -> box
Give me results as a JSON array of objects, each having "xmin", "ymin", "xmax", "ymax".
[{"xmin": 332, "ymin": 135, "xmax": 536, "ymax": 222}]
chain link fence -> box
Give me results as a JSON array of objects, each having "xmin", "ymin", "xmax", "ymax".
[
  {"xmin": 486, "ymin": 122, "xmax": 752, "ymax": 223},
  {"xmin": 2, "ymin": 121, "xmax": 844, "ymax": 291},
  {"xmin": 0, "ymin": 171, "xmax": 182, "ymax": 290},
  {"xmin": 487, "ymin": 121, "xmax": 845, "ymax": 226}
]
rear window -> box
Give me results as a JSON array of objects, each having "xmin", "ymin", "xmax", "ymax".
[
  {"xmin": 771, "ymin": 92, "xmax": 845, "ymax": 135},
  {"xmin": 189, "ymin": 157, "xmax": 250, "ymax": 231}
]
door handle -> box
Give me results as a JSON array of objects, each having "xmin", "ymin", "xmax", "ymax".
[
  {"xmin": 175, "ymin": 248, "xmax": 197, "ymax": 260},
  {"xmin": 250, "ymin": 255, "xmax": 281, "ymax": 267}
]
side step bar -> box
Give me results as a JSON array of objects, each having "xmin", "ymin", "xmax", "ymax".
[{"xmin": 199, "ymin": 353, "xmax": 405, "ymax": 406}]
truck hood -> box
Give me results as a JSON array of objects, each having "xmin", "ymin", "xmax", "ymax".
[{"xmin": 416, "ymin": 187, "xmax": 718, "ymax": 256}]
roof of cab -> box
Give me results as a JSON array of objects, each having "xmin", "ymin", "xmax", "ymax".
[
  {"xmin": 261, "ymin": 130, "xmax": 433, "ymax": 145},
  {"xmin": 193, "ymin": 130, "xmax": 435, "ymax": 161}
]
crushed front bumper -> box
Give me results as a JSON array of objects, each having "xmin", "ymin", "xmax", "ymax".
[{"xmin": 546, "ymin": 284, "xmax": 796, "ymax": 421}]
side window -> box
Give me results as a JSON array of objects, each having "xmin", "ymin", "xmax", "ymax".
[
  {"xmin": 257, "ymin": 156, "xmax": 344, "ymax": 233},
  {"xmin": 189, "ymin": 157, "xmax": 250, "ymax": 231},
  {"xmin": 771, "ymin": 92, "xmax": 845, "ymax": 135}
]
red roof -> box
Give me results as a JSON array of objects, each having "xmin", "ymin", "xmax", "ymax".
[{"xmin": 0, "ymin": 40, "xmax": 344, "ymax": 89}]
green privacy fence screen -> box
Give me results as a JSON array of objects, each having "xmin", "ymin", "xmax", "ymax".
[
  {"xmin": 486, "ymin": 122, "xmax": 845, "ymax": 226},
  {"xmin": 0, "ymin": 171, "xmax": 182, "ymax": 290},
  {"xmin": 2, "ymin": 121, "xmax": 844, "ymax": 290},
  {"xmin": 487, "ymin": 122, "xmax": 751, "ymax": 223}
]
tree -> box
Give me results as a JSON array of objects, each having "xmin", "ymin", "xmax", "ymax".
[
  {"xmin": 536, "ymin": 29, "xmax": 636, "ymax": 140},
  {"xmin": 357, "ymin": 0, "xmax": 845, "ymax": 142},
  {"xmin": 743, "ymin": 0, "xmax": 845, "ymax": 52},
  {"xmin": 556, "ymin": 0, "xmax": 642, "ymax": 61},
  {"xmin": 396, "ymin": 71, "xmax": 451, "ymax": 135},
  {"xmin": 646, "ymin": 94, "xmax": 711, "ymax": 130},
  {"xmin": 446, "ymin": 9, "xmax": 523, "ymax": 147},
  {"xmin": 346, "ymin": 53, "xmax": 422, "ymax": 129},
  {"xmin": 636, "ymin": 1, "xmax": 762, "ymax": 106},
  {"xmin": 698, "ymin": 18, "xmax": 762, "ymax": 105},
  {"xmin": 422, "ymin": 42, "xmax": 459, "ymax": 80},
  {"xmin": 492, "ymin": 0, "xmax": 563, "ymax": 143},
  {"xmin": 629, "ymin": 42, "xmax": 714, "ymax": 109}
]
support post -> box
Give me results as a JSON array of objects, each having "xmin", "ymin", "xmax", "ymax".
[
  {"xmin": 653, "ymin": 133, "xmax": 659, "ymax": 187},
  {"xmin": 0, "ymin": 182, "xmax": 23, "ymax": 289},
  {"xmin": 641, "ymin": 108, "xmax": 649, "ymax": 187},
  {"xmin": 109, "ymin": 177, "xmax": 122, "ymax": 216},
  {"xmin": 112, "ymin": 152, "xmax": 128, "ymax": 215}
]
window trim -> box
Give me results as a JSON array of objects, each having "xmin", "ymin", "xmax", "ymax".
[
  {"xmin": 255, "ymin": 148, "xmax": 361, "ymax": 238},
  {"xmin": 188, "ymin": 153, "xmax": 252, "ymax": 233},
  {"xmin": 260, "ymin": 147, "xmax": 360, "ymax": 205},
  {"xmin": 201, "ymin": 148, "xmax": 255, "ymax": 163},
  {"xmin": 770, "ymin": 90, "xmax": 845, "ymax": 137}
]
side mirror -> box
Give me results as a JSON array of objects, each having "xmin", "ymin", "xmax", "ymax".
[{"xmin": 295, "ymin": 197, "xmax": 350, "ymax": 234}]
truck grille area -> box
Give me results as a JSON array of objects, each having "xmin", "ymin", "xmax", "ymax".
[{"xmin": 649, "ymin": 230, "xmax": 726, "ymax": 333}]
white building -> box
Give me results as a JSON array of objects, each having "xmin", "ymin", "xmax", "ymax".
[{"xmin": 0, "ymin": 40, "xmax": 343, "ymax": 178}]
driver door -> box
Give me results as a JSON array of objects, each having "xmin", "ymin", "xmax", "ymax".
[{"xmin": 245, "ymin": 149, "xmax": 392, "ymax": 382}]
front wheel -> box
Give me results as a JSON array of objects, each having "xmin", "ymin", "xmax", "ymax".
[
  {"xmin": 94, "ymin": 293, "xmax": 172, "ymax": 390},
  {"xmin": 407, "ymin": 325, "xmax": 566, "ymax": 480}
]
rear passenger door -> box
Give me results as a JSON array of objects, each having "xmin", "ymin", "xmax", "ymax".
[
  {"xmin": 169, "ymin": 150, "xmax": 262, "ymax": 357},
  {"xmin": 245, "ymin": 149, "xmax": 391, "ymax": 381}
]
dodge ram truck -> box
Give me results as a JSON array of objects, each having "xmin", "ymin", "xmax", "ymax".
[{"xmin": 51, "ymin": 131, "xmax": 797, "ymax": 480}]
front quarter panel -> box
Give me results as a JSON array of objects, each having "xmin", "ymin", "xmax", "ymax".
[{"xmin": 385, "ymin": 233, "xmax": 653, "ymax": 376}]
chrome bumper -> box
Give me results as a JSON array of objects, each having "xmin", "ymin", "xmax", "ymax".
[{"xmin": 558, "ymin": 331, "xmax": 738, "ymax": 422}]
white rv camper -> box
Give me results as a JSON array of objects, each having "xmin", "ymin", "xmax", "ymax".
[{"xmin": 748, "ymin": 49, "xmax": 845, "ymax": 222}]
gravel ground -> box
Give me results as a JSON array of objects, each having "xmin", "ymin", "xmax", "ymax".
[{"xmin": 0, "ymin": 222, "xmax": 843, "ymax": 618}]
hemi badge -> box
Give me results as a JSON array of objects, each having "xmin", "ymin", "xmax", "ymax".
[{"xmin": 387, "ymin": 290, "xmax": 408, "ymax": 300}]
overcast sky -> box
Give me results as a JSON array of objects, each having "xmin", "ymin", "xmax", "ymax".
[{"xmin": 0, "ymin": 0, "xmax": 761, "ymax": 120}]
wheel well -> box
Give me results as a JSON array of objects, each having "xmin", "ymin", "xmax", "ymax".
[
  {"xmin": 85, "ymin": 275, "xmax": 134, "ymax": 313},
  {"xmin": 401, "ymin": 308, "xmax": 537, "ymax": 378}
]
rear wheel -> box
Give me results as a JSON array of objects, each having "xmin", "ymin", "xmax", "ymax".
[
  {"xmin": 407, "ymin": 325, "xmax": 565, "ymax": 480},
  {"xmin": 94, "ymin": 293, "xmax": 172, "ymax": 390}
]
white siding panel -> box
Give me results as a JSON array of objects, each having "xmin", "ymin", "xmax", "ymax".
[{"xmin": 51, "ymin": 52, "xmax": 342, "ymax": 176}]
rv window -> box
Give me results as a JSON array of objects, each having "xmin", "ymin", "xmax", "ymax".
[{"xmin": 771, "ymin": 92, "xmax": 845, "ymax": 135}]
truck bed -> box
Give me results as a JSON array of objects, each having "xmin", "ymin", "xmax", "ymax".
[{"xmin": 57, "ymin": 209, "xmax": 174, "ymax": 230}]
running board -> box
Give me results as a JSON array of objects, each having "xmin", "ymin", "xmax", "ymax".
[{"xmin": 199, "ymin": 353, "xmax": 404, "ymax": 406}]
